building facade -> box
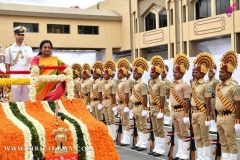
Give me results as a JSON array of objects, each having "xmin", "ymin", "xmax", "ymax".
[{"xmin": 0, "ymin": 0, "xmax": 237, "ymax": 63}]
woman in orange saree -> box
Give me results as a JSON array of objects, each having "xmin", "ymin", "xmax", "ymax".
[{"xmin": 31, "ymin": 40, "xmax": 67, "ymax": 101}]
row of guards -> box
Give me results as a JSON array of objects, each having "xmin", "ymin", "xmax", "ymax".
[{"xmin": 69, "ymin": 50, "xmax": 240, "ymax": 160}]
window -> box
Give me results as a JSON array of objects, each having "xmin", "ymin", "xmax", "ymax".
[
  {"xmin": 183, "ymin": 5, "xmax": 186, "ymax": 22},
  {"xmin": 78, "ymin": 26, "xmax": 99, "ymax": 34},
  {"xmin": 216, "ymin": 0, "xmax": 230, "ymax": 15},
  {"xmin": 13, "ymin": 22, "xmax": 39, "ymax": 32},
  {"xmin": 159, "ymin": 8, "xmax": 167, "ymax": 28},
  {"xmin": 196, "ymin": 0, "xmax": 211, "ymax": 19},
  {"xmin": 47, "ymin": 24, "xmax": 70, "ymax": 34},
  {"xmin": 145, "ymin": 12, "xmax": 156, "ymax": 31},
  {"xmin": 170, "ymin": 9, "xmax": 173, "ymax": 25}
]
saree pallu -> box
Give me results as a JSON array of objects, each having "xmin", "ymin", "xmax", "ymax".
[{"xmin": 32, "ymin": 56, "xmax": 66, "ymax": 101}]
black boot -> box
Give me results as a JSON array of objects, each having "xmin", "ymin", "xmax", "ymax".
[
  {"xmin": 172, "ymin": 157, "xmax": 179, "ymax": 160},
  {"xmin": 148, "ymin": 151, "xmax": 155, "ymax": 155},
  {"xmin": 152, "ymin": 153, "xmax": 163, "ymax": 157},
  {"xmin": 131, "ymin": 146, "xmax": 139, "ymax": 150},
  {"xmin": 137, "ymin": 147, "xmax": 147, "ymax": 151}
]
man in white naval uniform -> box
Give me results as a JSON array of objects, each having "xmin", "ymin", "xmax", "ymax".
[{"xmin": 4, "ymin": 26, "xmax": 33, "ymax": 102}]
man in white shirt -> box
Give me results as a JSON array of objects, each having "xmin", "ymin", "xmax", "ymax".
[{"xmin": 4, "ymin": 26, "xmax": 33, "ymax": 102}]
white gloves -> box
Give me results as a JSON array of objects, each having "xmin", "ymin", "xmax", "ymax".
[
  {"xmin": 157, "ymin": 112, "xmax": 164, "ymax": 119},
  {"xmin": 205, "ymin": 121, "xmax": 211, "ymax": 127},
  {"xmin": 87, "ymin": 105, "xmax": 91, "ymax": 109},
  {"xmin": 97, "ymin": 104, "xmax": 103, "ymax": 110},
  {"xmin": 234, "ymin": 124, "xmax": 240, "ymax": 132},
  {"xmin": 112, "ymin": 106, "xmax": 118, "ymax": 112},
  {"xmin": 0, "ymin": 63, "xmax": 6, "ymax": 73},
  {"xmin": 124, "ymin": 107, "xmax": 130, "ymax": 113},
  {"xmin": 129, "ymin": 110, "xmax": 134, "ymax": 119},
  {"xmin": 142, "ymin": 110, "xmax": 148, "ymax": 117},
  {"xmin": 166, "ymin": 99, "xmax": 170, "ymax": 103},
  {"xmin": 183, "ymin": 117, "xmax": 190, "ymax": 124},
  {"xmin": 87, "ymin": 105, "xmax": 92, "ymax": 112}
]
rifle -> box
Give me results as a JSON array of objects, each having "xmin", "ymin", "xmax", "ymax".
[
  {"xmin": 148, "ymin": 114, "xmax": 155, "ymax": 152},
  {"xmin": 212, "ymin": 109, "xmax": 221, "ymax": 160},
  {"xmin": 167, "ymin": 124, "xmax": 174, "ymax": 160},
  {"xmin": 189, "ymin": 102, "xmax": 196, "ymax": 160},
  {"xmin": 132, "ymin": 117, "xmax": 138, "ymax": 147},
  {"xmin": 115, "ymin": 118, "xmax": 122, "ymax": 145}
]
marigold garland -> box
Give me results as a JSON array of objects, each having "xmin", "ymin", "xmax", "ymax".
[
  {"xmin": 2, "ymin": 102, "xmax": 33, "ymax": 159},
  {"xmin": 60, "ymin": 97, "xmax": 120, "ymax": 160},
  {"xmin": 9, "ymin": 102, "xmax": 44, "ymax": 159},
  {"xmin": 0, "ymin": 78, "xmax": 30, "ymax": 85},
  {"xmin": 24, "ymin": 101, "xmax": 75, "ymax": 157},
  {"xmin": 0, "ymin": 103, "xmax": 25, "ymax": 160}
]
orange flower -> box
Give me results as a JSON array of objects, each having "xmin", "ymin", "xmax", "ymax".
[
  {"xmin": 0, "ymin": 103, "xmax": 25, "ymax": 160},
  {"xmin": 60, "ymin": 97, "xmax": 120, "ymax": 160},
  {"xmin": 24, "ymin": 101, "xmax": 75, "ymax": 158}
]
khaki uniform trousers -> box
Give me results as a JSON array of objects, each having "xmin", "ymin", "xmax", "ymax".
[
  {"xmin": 102, "ymin": 99, "xmax": 115, "ymax": 125},
  {"xmin": 132, "ymin": 105, "xmax": 147, "ymax": 133},
  {"xmin": 171, "ymin": 110, "xmax": 189, "ymax": 140},
  {"xmin": 210, "ymin": 98, "xmax": 216, "ymax": 119},
  {"xmin": 118, "ymin": 104, "xmax": 130, "ymax": 131},
  {"xmin": 81, "ymin": 98, "xmax": 88, "ymax": 106},
  {"xmin": 164, "ymin": 101, "xmax": 170, "ymax": 116},
  {"xmin": 192, "ymin": 112, "xmax": 210, "ymax": 147},
  {"xmin": 150, "ymin": 106, "xmax": 164, "ymax": 138},
  {"xmin": 90, "ymin": 100, "xmax": 102, "ymax": 121},
  {"xmin": 217, "ymin": 114, "xmax": 238, "ymax": 154}
]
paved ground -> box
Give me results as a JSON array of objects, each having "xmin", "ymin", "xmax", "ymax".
[{"xmin": 115, "ymin": 126, "xmax": 240, "ymax": 160}]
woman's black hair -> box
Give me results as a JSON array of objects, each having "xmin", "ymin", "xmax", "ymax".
[{"xmin": 38, "ymin": 40, "xmax": 53, "ymax": 55}]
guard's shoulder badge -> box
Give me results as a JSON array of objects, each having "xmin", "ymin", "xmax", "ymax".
[
  {"xmin": 237, "ymin": 88, "xmax": 240, "ymax": 94},
  {"xmin": 207, "ymin": 86, "xmax": 212, "ymax": 92}
]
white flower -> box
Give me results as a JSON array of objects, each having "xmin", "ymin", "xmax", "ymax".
[
  {"xmin": 1, "ymin": 102, "xmax": 33, "ymax": 160},
  {"xmin": 17, "ymin": 102, "xmax": 46, "ymax": 156}
]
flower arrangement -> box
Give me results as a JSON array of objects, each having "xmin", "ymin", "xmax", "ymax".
[{"xmin": 29, "ymin": 66, "xmax": 74, "ymax": 102}]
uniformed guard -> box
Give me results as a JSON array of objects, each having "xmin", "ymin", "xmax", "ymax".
[
  {"xmin": 161, "ymin": 65, "xmax": 171, "ymax": 126},
  {"xmin": 170, "ymin": 53, "xmax": 191, "ymax": 160},
  {"xmin": 80, "ymin": 63, "xmax": 92, "ymax": 112},
  {"xmin": 130, "ymin": 57, "xmax": 149, "ymax": 151},
  {"xmin": 91, "ymin": 61, "xmax": 104, "ymax": 121},
  {"xmin": 207, "ymin": 65, "xmax": 220, "ymax": 134},
  {"xmin": 116, "ymin": 58, "xmax": 131, "ymax": 146},
  {"xmin": 147, "ymin": 56, "xmax": 166, "ymax": 157},
  {"xmin": 216, "ymin": 50, "xmax": 240, "ymax": 160},
  {"xmin": 102, "ymin": 60, "xmax": 117, "ymax": 140},
  {"xmin": 126, "ymin": 66, "xmax": 134, "ymax": 111},
  {"xmin": 4, "ymin": 26, "xmax": 34, "ymax": 102},
  {"xmin": 71, "ymin": 63, "xmax": 81, "ymax": 98},
  {"xmin": 0, "ymin": 46, "xmax": 6, "ymax": 73},
  {"xmin": 192, "ymin": 52, "xmax": 214, "ymax": 160}
]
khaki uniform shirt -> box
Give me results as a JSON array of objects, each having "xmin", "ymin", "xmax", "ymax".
[
  {"xmin": 191, "ymin": 78, "xmax": 212, "ymax": 106},
  {"xmin": 90, "ymin": 79, "xmax": 102, "ymax": 99},
  {"xmin": 116, "ymin": 78, "xmax": 130, "ymax": 102},
  {"xmin": 148, "ymin": 78, "xmax": 166, "ymax": 104},
  {"xmin": 127, "ymin": 78, "xmax": 134, "ymax": 90},
  {"xmin": 131, "ymin": 78, "xmax": 148, "ymax": 103},
  {"xmin": 162, "ymin": 78, "xmax": 171, "ymax": 98},
  {"xmin": 80, "ymin": 78, "xmax": 91, "ymax": 95},
  {"xmin": 102, "ymin": 79, "xmax": 116, "ymax": 99},
  {"xmin": 170, "ymin": 79, "xmax": 190, "ymax": 106},
  {"xmin": 215, "ymin": 79, "xmax": 240, "ymax": 111},
  {"xmin": 73, "ymin": 78, "xmax": 80, "ymax": 98},
  {"xmin": 207, "ymin": 77, "xmax": 220, "ymax": 98}
]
